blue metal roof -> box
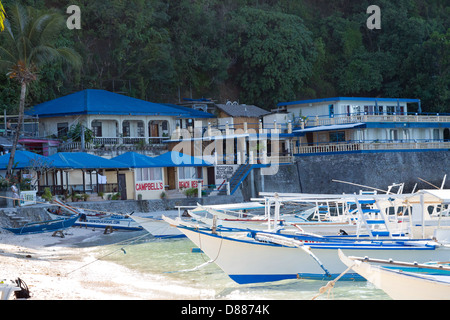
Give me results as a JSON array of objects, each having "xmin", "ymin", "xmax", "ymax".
[
  {"xmin": 163, "ymin": 104, "xmax": 215, "ymax": 118},
  {"xmin": 48, "ymin": 152, "xmax": 127, "ymax": 169},
  {"xmin": 0, "ymin": 150, "xmax": 62, "ymax": 170},
  {"xmin": 277, "ymin": 97, "xmax": 421, "ymax": 107},
  {"xmin": 111, "ymin": 152, "xmax": 164, "ymax": 168},
  {"xmin": 155, "ymin": 151, "xmax": 212, "ymax": 167},
  {"xmin": 26, "ymin": 89, "xmax": 214, "ymax": 118}
]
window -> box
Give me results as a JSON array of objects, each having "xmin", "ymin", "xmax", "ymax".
[
  {"xmin": 387, "ymin": 106, "xmax": 395, "ymax": 115},
  {"xmin": 137, "ymin": 121, "xmax": 144, "ymax": 137},
  {"xmin": 122, "ymin": 121, "xmax": 130, "ymax": 137},
  {"xmin": 390, "ymin": 129, "xmax": 398, "ymax": 140},
  {"xmin": 329, "ymin": 131, "xmax": 345, "ymax": 143},
  {"xmin": 136, "ymin": 168, "xmax": 162, "ymax": 182},
  {"xmin": 178, "ymin": 167, "xmax": 199, "ymax": 180},
  {"xmin": 91, "ymin": 121, "xmax": 102, "ymax": 137},
  {"xmin": 433, "ymin": 129, "xmax": 440, "ymax": 141},
  {"xmin": 57, "ymin": 122, "xmax": 69, "ymax": 138}
]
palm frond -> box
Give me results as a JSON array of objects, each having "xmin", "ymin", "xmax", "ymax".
[{"xmin": 0, "ymin": 0, "xmax": 6, "ymax": 32}]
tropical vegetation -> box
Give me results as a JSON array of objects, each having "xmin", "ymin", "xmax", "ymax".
[
  {"xmin": 0, "ymin": 0, "xmax": 448, "ymax": 118},
  {"xmin": 0, "ymin": 1, "xmax": 81, "ymax": 174}
]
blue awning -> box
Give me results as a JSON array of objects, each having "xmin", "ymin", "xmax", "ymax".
[
  {"xmin": 48, "ymin": 152, "xmax": 127, "ymax": 169},
  {"xmin": 111, "ymin": 152, "xmax": 164, "ymax": 168},
  {"xmin": 0, "ymin": 150, "xmax": 63, "ymax": 170}
]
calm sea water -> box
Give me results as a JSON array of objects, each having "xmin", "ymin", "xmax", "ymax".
[{"xmin": 88, "ymin": 231, "xmax": 390, "ymax": 300}]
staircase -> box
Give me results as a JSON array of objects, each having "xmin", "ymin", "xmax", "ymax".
[
  {"xmin": 228, "ymin": 162, "xmax": 253, "ymax": 195},
  {"xmin": 0, "ymin": 208, "xmax": 31, "ymax": 228}
]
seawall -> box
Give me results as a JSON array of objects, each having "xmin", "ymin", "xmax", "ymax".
[{"xmin": 295, "ymin": 150, "xmax": 450, "ymax": 194}]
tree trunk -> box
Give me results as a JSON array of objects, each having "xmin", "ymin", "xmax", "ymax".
[{"xmin": 7, "ymin": 81, "xmax": 27, "ymax": 176}]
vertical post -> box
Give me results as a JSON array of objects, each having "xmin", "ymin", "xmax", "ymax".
[{"xmin": 81, "ymin": 125, "xmax": 85, "ymax": 152}]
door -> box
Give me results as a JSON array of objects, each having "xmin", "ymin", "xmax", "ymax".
[
  {"xmin": 444, "ymin": 128, "xmax": 450, "ymax": 142},
  {"xmin": 207, "ymin": 167, "xmax": 215, "ymax": 188},
  {"xmin": 306, "ymin": 132, "xmax": 314, "ymax": 146},
  {"xmin": 167, "ymin": 167, "xmax": 176, "ymax": 189},
  {"xmin": 149, "ymin": 122, "xmax": 159, "ymax": 143},
  {"xmin": 118, "ymin": 174, "xmax": 127, "ymax": 200}
]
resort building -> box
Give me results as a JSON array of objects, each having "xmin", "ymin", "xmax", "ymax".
[
  {"xmin": 274, "ymin": 97, "xmax": 450, "ymax": 156},
  {"xmin": 26, "ymin": 89, "xmax": 215, "ymax": 156}
]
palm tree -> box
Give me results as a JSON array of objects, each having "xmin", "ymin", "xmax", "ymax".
[{"xmin": 0, "ymin": 3, "xmax": 81, "ymax": 176}]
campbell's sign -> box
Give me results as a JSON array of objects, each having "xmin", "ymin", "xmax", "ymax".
[{"xmin": 136, "ymin": 181, "xmax": 164, "ymax": 191}]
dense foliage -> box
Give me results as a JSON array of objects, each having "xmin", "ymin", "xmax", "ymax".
[{"xmin": 0, "ymin": 0, "xmax": 448, "ymax": 112}]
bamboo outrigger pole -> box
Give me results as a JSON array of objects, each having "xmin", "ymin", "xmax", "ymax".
[{"xmin": 331, "ymin": 179, "xmax": 389, "ymax": 194}]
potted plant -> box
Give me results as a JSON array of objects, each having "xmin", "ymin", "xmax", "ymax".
[{"xmin": 42, "ymin": 187, "xmax": 53, "ymax": 202}]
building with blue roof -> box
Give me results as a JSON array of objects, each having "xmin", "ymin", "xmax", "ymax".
[{"xmin": 26, "ymin": 89, "xmax": 215, "ymax": 157}]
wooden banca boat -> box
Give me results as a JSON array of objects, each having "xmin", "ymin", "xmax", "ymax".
[
  {"xmin": 338, "ymin": 249, "xmax": 450, "ymax": 300},
  {"xmin": 3, "ymin": 214, "xmax": 79, "ymax": 235}
]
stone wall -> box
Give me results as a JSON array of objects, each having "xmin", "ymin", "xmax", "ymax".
[{"xmin": 295, "ymin": 151, "xmax": 450, "ymax": 194}]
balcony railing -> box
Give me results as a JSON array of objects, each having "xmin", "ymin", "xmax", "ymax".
[
  {"xmin": 58, "ymin": 136, "xmax": 170, "ymax": 152},
  {"xmin": 295, "ymin": 112, "xmax": 450, "ymax": 128},
  {"xmin": 295, "ymin": 140, "xmax": 450, "ymax": 155}
]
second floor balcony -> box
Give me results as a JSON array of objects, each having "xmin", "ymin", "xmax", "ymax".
[{"xmin": 58, "ymin": 136, "xmax": 170, "ymax": 155}]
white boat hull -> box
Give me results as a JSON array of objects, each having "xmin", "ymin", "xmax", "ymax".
[
  {"xmin": 131, "ymin": 216, "xmax": 184, "ymax": 238},
  {"xmin": 47, "ymin": 212, "xmax": 142, "ymax": 231},
  {"xmin": 339, "ymin": 250, "xmax": 450, "ymax": 300},
  {"xmin": 175, "ymin": 225, "xmax": 450, "ymax": 284}
]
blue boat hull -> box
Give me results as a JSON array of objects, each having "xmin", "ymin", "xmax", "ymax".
[{"xmin": 3, "ymin": 215, "xmax": 79, "ymax": 235}]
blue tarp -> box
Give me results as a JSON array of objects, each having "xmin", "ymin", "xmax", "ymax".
[
  {"xmin": 111, "ymin": 152, "xmax": 164, "ymax": 168},
  {"xmin": 48, "ymin": 152, "xmax": 127, "ymax": 169},
  {"xmin": 154, "ymin": 151, "xmax": 212, "ymax": 167},
  {"xmin": 0, "ymin": 150, "xmax": 211, "ymax": 170},
  {"xmin": 26, "ymin": 89, "xmax": 215, "ymax": 119},
  {"xmin": 0, "ymin": 150, "xmax": 62, "ymax": 170}
]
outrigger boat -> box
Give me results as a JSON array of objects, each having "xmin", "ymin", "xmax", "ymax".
[
  {"xmin": 130, "ymin": 215, "xmax": 185, "ymax": 238},
  {"xmin": 3, "ymin": 214, "xmax": 79, "ymax": 235},
  {"xmin": 162, "ymin": 191, "xmax": 450, "ymax": 285},
  {"xmin": 47, "ymin": 199, "xmax": 143, "ymax": 232},
  {"xmin": 338, "ymin": 249, "xmax": 450, "ymax": 300}
]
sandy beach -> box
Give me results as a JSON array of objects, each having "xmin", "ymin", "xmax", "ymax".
[{"xmin": 0, "ymin": 226, "xmax": 208, "ymax": 300}]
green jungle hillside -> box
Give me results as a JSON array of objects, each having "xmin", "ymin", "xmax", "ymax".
[{"xmin": 0, "ymin": 0, "xmax": 448, "ymax": 113}]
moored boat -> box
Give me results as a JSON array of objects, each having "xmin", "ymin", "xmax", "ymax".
[
  {"xmin": 130, "ymin": 215, "xmax": 184, "ymax": 238},
  {"xmin": 163, "ymin": 215, "xmax": 450, "ymax": 284},
  {"xmin": 338, "ymin": 249, "xmax": 450, "ymax": 300}
]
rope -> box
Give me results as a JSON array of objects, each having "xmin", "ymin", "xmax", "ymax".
[
  {"xmin": 311, "ymin": 263, "xmax": 354, "ymax": 300},
  {"xmin": 166, "ymin": 225, "xmax": 224, "ymax": 274},
  {"xmin": 65, "ymin": 232, "xmax": 151, "ymax": 276}
]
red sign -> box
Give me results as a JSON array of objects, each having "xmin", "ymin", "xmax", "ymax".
[
  {"xmin": 178, "ymin": 180, "xmax": 199, "ymax": 189},
  {"xmin": 135, "ymin": 182, "xmax": 163, "ymax": 191}
]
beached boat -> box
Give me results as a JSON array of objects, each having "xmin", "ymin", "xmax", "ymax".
[
  {"xmin": 163, "ymin": 214, "xmax": 450, "ymax": 284},
  {"xmin": 47, "ymin": 211, "xmax": 143, "ymax": 231},
  {"xmin": 3, "ymin": 214, "xmax": 79, "ymax": 235},
  {"xmin": 47, "ymin": 199, "xmax": 143, "ymax": 231},
  {"xmin": 338, "ymin": 249, "xmax": 450, "ymax": 300}
]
